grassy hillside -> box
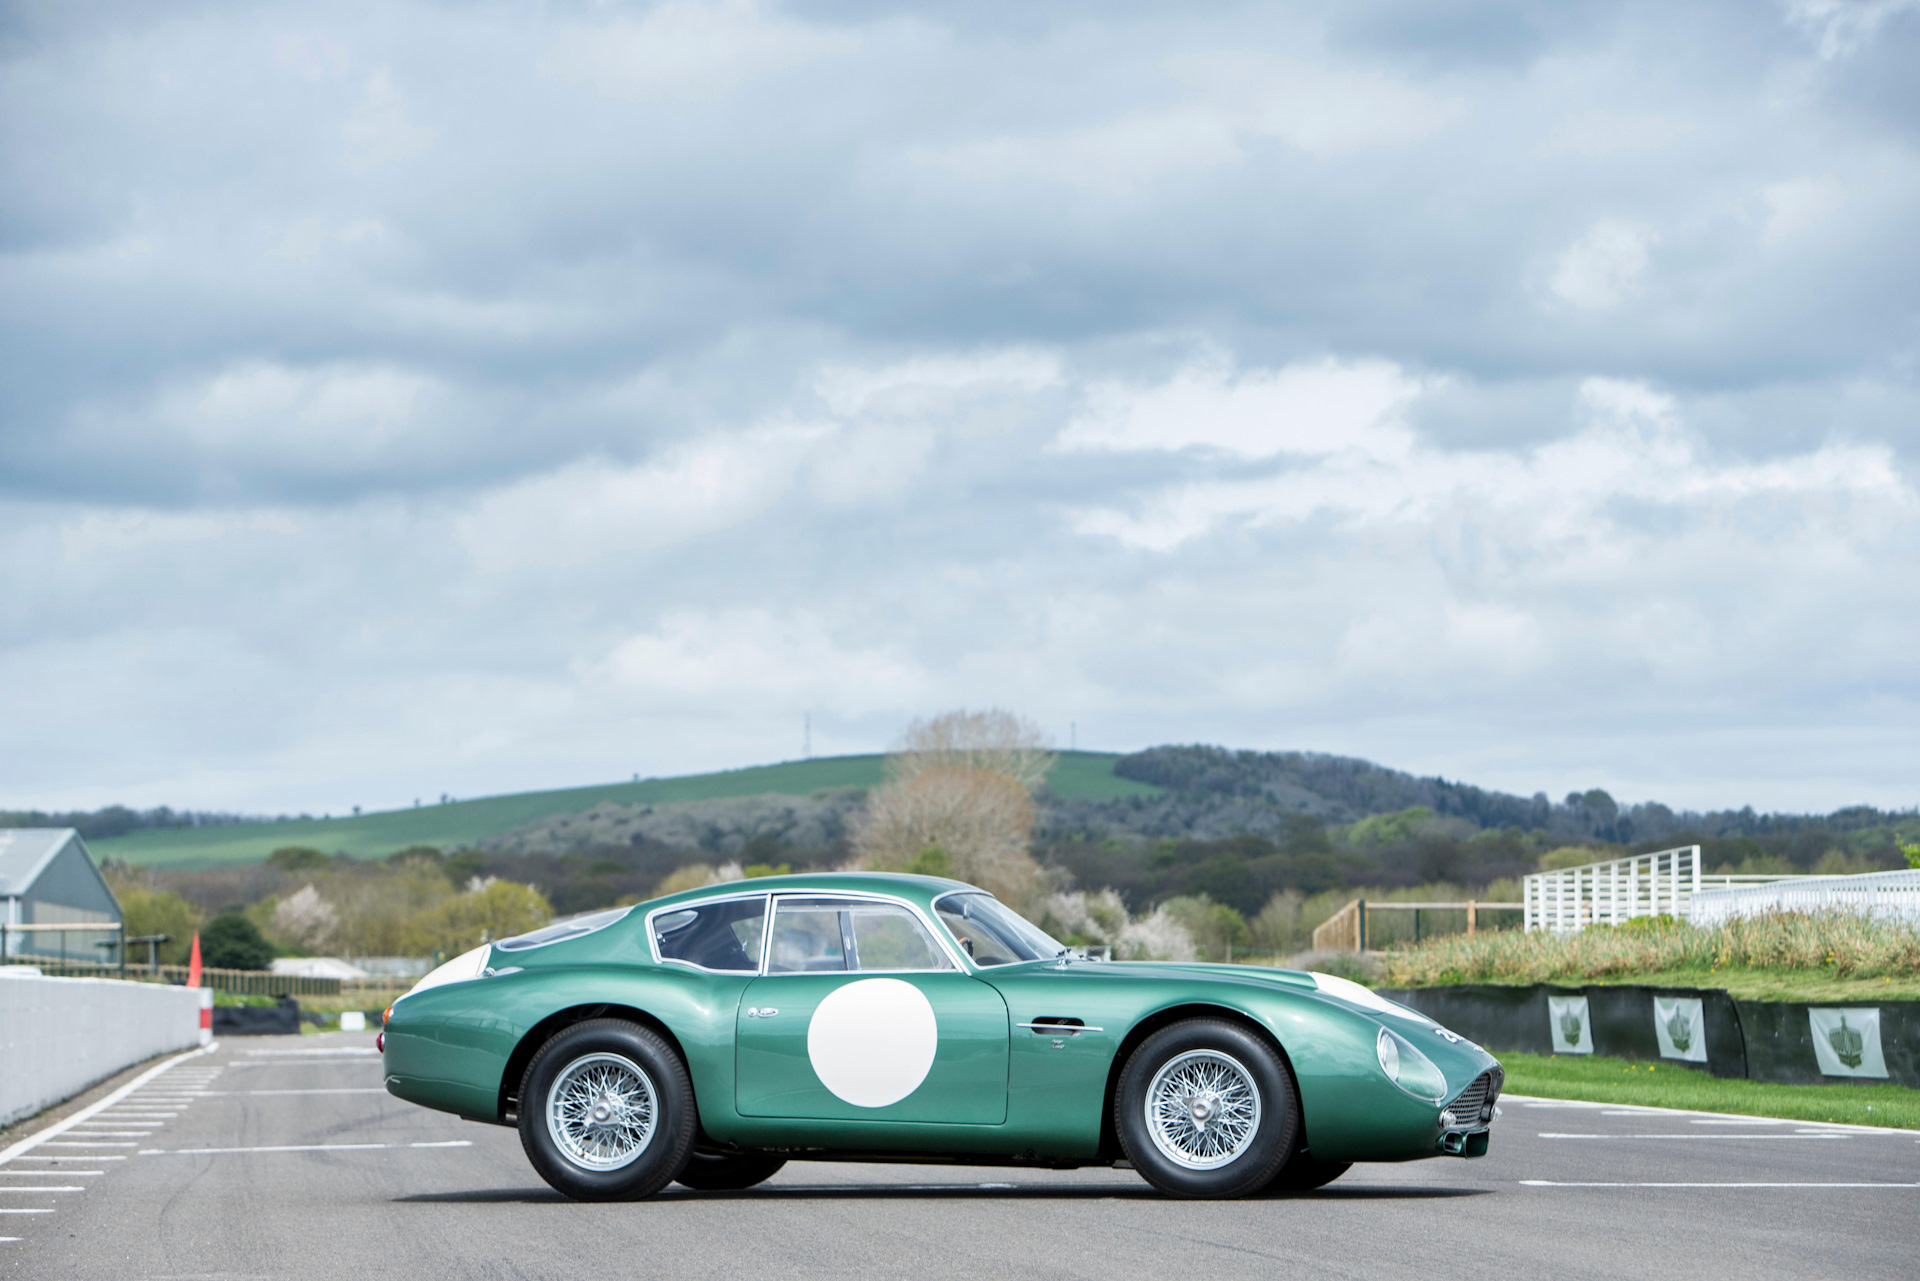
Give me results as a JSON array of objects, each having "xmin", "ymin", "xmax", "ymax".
[{"xmin": 89, "ymin": 752, "xmax": 1160, "ymax": 870}]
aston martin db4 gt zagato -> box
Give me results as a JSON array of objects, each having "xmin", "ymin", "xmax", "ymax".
[{"xmin": 380, "ymin": 872, "xmax": 1501, "ymax": 1199}]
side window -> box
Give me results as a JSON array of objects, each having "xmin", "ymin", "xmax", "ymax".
[
  {"xmin": 767, "ymin": 899, "xmax": 849, "ymax": 973},
  {"xmin": 848, "ymin": 903, "xmax": 950, "ymax": 971},
  {"xmin": 767, "ymin": 898, "xmax": 951, "ymax": 973},
  {"xmin": 653, "ymin": 897, "xmax": 767, "ymax": 972}
]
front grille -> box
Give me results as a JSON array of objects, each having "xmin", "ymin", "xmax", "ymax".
[{"xmin": 1445, "ymin": 1068, "xmax": 1502, "ymax": 1128}]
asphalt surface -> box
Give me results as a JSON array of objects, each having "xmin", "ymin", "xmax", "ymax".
[{"xmin": 2, "ymin": 1032, "xmax": 1915, "ymax": 1280}]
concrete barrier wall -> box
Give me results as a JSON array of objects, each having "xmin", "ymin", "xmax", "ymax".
[
  {"xmin": 1386, "ymin": 983, "xmax": 1920, "ymax": 1089},
  {"xmin": 0, "ymin": 972, "xmax": 202, "ymax": 1126}
]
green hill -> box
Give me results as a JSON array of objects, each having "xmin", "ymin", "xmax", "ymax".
[{"xmin": 88, "ymin": 752, "xmax": 1159, "ymax": 870}]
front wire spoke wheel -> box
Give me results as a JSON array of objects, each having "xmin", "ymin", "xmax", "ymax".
[
  {"xmin": 547, "ymin": 1052, "xmax": 658, "ymax": 1172},
  {"xmin": 1144, "ymin": 1049, "xmax": 1262, "ymax": 1171}
]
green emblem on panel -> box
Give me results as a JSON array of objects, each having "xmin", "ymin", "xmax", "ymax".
[
  {"xmin": 1829, "ymin": 1016, "xmax": 1865, "ymax": 1070},
  {"xmin": 1560, "ymin": 1011, "xmax": 1584, "ymax": 1045},
  {"xmin": 1665, "ymin": 1008, "xmax": 1692, "ymax": 1053}
]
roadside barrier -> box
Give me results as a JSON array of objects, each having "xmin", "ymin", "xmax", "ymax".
[
  {"xmin": 0, "ymin": 956, "xmax": 343, "ymax": 996},
  {"xmin": 0, "ymin": 970, "xmax": 203, "ymax": 1127},
  {"xmin": 1384, "ymin": 983, "xmax": 1920, "ymax": 1089}
]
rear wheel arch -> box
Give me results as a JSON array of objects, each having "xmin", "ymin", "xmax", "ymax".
[
  {"xmin": 500, "ymin": 1004, "xmax": 690, "ymax": 1123},
  {"xmin": 1097, "ymin": 1003, "xmax": 1306, "ymax": 1162}
]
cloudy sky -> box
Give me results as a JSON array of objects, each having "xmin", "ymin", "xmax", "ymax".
[{"xmin": 4, "ymin": 0, "xmax": 1917, "ymax": 817}]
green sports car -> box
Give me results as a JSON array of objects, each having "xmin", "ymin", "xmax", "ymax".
[{"xmin": 381, "ymin": 872, "xmax": 1501, "ymax": 1200}]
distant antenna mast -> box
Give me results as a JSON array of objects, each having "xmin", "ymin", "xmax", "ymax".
[{"xmin": 804, "ymin": 712, "xmax": 812, "ymax": 760}]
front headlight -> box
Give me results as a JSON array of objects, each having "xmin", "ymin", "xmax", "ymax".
[{"xmin": 1377, "ymin": 1026, "xmax": 1449, "ymax": 1103}]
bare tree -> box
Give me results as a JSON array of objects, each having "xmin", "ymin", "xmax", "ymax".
[
  {"xmin": 852, "ymin": 709, "xmax": 1055, "ymax": 905},
  {"xmin": 886, "ymin": 709, "xmax": 1056, "ymax": 792}
]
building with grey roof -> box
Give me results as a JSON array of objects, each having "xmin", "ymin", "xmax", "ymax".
[{"xmin": 0, "ymin": 828, "xmax": 122, "ymax": 964}]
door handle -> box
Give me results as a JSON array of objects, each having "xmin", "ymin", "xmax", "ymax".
[
  {"xmin": 746, "ymin": 1006, "xmax": 780, "ymax": 1018},
  {"xmin": 1017, "ymin": 1020, "xmax": 1102, "ymax": 1035}
]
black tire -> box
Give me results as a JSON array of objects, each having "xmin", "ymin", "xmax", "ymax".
[
  {"xmin": 1263, "ymin": 1151, "xmax": 1351, "ymax": 1194},
  {"xmin": 675, "ymin": 1150, "xmax": 788, "ymax": 1191},
  {"xmin": 518, "ymin": 1018, "xmax": 696, "ymax": 1201},
  {"xmin": 1114, "ymin": 1019, "xmax": 1298, "ymax": 1199}
]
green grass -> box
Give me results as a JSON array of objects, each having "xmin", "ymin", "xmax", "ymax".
[
  {"xmin": 1496, "ymin": 1050, "xmax": 1920, "ymax": 1129},
  {"xmin": 89, "ymin": 751, "xmax": 1161, "ymax": 870}
]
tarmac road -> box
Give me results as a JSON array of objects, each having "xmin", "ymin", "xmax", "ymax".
[{"xmin": 2, "ymin": 1032, "xmax": 1914, "ymax": 1280}]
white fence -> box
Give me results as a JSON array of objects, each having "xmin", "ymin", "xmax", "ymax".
[
  {"xmin": 0, "ymin": 971, "xmax": 202, "ymax": 1126},
  {"xmin": 1689, "ymin": 868, "xmax": 1920, "ymax": 927},
  {"xmin": 1523, "ymin": 845, "xmax": 1801, "ymax": 933}
]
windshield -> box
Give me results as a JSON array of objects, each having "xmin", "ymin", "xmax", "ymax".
[{"xmin": 934, "ymin": 893, "xmax": 1065, "ymax": 966}]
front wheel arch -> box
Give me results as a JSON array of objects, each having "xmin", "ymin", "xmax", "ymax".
[
  {"xmin": 500, "ymin": 1004, "xmax": 690, "ymax": 1124},
  {"xmin": 1097, "ymin": 1003, "xmax": 1306, "ymax": 1163}
]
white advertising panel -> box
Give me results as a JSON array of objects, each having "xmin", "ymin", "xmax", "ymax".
[
  {"xmin": 1808, "ymin": 1008, "xmax": 1888, "ymax": 1079},
  {"xmin": 1653, "ymin": 996, "xmax": 1707, "ymax": 1062},
  {"xmin": 1548, "ymin": 994, "xmax": 1592, "ymax": 1054}
]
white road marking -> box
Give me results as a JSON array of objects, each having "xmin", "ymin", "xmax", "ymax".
[
  {"xmin": 0, "ymin": 1171, "xmax": 103, "ymax": 1177},
  {"xmin": 245, "ymin": 1089, "xmax": 388, "ymax": 1096},
  {"xmin": 137, "ymin": 1140, "xmax": 473, "ymax": 1156},
  {"xmin": 0, "ymin": 1210, "xmax": 55, "ymax": 1215},
  {"xmin": 244, "ymin": 1048, "xmax": 379, "ymax": 1057},
  {"xmin": 7, "ymin": 1156, "xmax": 125, "ymax": 1162},
  {"xmin": 1522, "ymin": 1180, "xmax": 1920, "ymax": 1188},
  {"xmin": 0, "ymin": 1042, "xmax": 217, "ymax": 1168},
  {"xmin": 35, "ymin": 1142, "xmax": 138, "ymax": 1149},
  {"xmin": 64, "ymin": 1131, "xmax": 158, "ymax": 1137},
  {"xmin": 1537, "ymin": 1132, "xmax": 1850, "ymax": 1141},
  {"xmin": 1689, "ymin": 1118, "xmax": 1789, "ymax": 1126},
  {"xmin": 1501, "ymin": 1093, "xmax": 1920, "ymax": 1135},
  {"xmin": 0, "ymin": 1187, "xmax": 84, "ymax": 1194}
]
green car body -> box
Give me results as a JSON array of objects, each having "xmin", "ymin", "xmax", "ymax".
[{"xmin": 383, "ymin": 872, "xmax": 1501, "ymax": 1170}]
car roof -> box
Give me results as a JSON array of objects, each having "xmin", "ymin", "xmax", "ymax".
[{"xmin": 642, "ymin": 871, "xmax": 977, "ymax": 915}]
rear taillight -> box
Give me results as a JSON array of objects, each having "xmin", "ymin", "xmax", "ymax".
[
  {"xmin": 383, "ymin": 1004, "xmax": 394, "ymax": 1026},
  {"xmin": 376, "ymin": 1031, "xmax": 385, "ymax": 1053}
]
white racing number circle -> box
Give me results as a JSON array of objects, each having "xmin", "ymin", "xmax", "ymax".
[{"xmin": 806, "ymin": 977, "xmax": 938, "ymax": 1107}]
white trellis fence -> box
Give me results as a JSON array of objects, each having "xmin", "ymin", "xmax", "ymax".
[
  {"xmin": 1689, "ymin": 868, "xmax": 1920, "ymax": 927},
  {"xmin": 1522, "ymin": 845, "xmax": 1800, "ymax": 934}
]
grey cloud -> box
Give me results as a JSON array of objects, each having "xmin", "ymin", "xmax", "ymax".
[{"xmin": 1, "ymin": 1, "xmax": 1917, "ymax": 816}]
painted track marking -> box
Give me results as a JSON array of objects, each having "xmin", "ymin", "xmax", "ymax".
[{"xmin": 137, "ymin": 1140, "xmax": 473, "ymax": 1156}]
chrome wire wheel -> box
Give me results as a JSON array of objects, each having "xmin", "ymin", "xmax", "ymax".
[
  {"xmin": 1143, "ymin": 1048, "xmax": 1263, "ymax": 1170},
  {"xmin": 545, "ymin": 1052, "xmax": 657, "ymax": 1172}
]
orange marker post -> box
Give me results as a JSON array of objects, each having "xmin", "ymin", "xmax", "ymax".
[{"xmin": 187, "ymin": 933, "xmax": 212, "ymax": 1045}]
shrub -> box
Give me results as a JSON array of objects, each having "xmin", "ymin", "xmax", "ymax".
[
  {"xmin": 201, "ymin": 911, "xmax": 275, "ymax": 971},
  {"xmin": 108, "ymin": 880, "xmax": 203, "ymax": 966},
  {"xmin": 400, "ymin": 879, "xmax": 552, "ymax": 957}
]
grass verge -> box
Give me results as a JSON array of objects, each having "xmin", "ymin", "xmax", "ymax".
[
  {"xmin": 1495, "ymin": 1049, "xmax": 1920, "ymax": 1128},
  {"xmin": 1384, "ymin": 911, "xmax": 1920, "ymax": 990}
]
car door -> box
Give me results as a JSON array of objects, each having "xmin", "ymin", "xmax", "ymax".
[{"xmin": 735, "ymin": 895, "xmax": 1009, "ymax": 1124}]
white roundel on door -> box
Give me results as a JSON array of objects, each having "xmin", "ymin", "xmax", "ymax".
[{"xmin": 806, "ymin": 977, "xmax": 938, "ymax": 1108}]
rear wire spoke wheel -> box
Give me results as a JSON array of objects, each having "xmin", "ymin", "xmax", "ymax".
[
  {"xmin": 519, "ymin": 1019, "xmax": 695, "ymax": 1201},
  {"xmin": 546, "ymin": 1053, "xmax": 656, "ymax": 1171},
  {"xmin": 1116, "ymin": 1019, "xmax": 1297, "ymax": 1199}
]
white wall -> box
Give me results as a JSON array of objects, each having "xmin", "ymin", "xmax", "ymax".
[{"xmin": 0, "ymin": 972, "xmax": 202, "ymax": 1126}]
